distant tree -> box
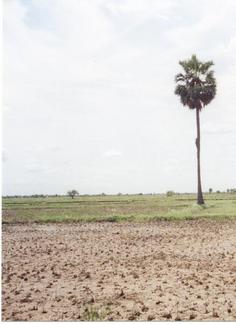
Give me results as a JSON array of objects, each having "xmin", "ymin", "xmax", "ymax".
[
  {"xmin": 216, "ymin": 190, "xmax": 221, "ymax": 194},
  {"xmin": 67, "ymin": 190, "xmax": 79, "ymax": 199},
  {"xmin": 209, "ymin": 188, "xmax": 213, "ymax": 194},
  {"xmin": 175, "ymin": 55, "xmax": 216, "ymax": 205}
]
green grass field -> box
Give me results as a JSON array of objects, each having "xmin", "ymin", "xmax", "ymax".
[{"xmin": 2, "ymin": 193, "xmax": 236, "ymax": 223}]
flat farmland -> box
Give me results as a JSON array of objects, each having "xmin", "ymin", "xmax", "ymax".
[
  {"xmin": 2, "ymin": 194, "xmax": 236, "ymax": 321},
  {"xmin": 2, "ymin": 193, "xmax": 236, "ymax": 223}
]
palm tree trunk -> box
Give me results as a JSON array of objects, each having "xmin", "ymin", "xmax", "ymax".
[{"xmin": 196, "ymin": 107, "xmax": 204, "ymax": 205}]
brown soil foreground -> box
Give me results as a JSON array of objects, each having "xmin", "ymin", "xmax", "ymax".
[{"xmin": 2, "ymin": 220, "xmax": 236, "ymax": 321}]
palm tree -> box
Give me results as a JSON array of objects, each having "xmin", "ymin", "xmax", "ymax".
[{"xmin": 175, "ymin": 55, "xmax": 216, "ymax": 205}]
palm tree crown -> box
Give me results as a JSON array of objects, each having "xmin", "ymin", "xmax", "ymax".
[{"xmin": 175, "ymin": 54, "xmax": 216, "ymax": 110}]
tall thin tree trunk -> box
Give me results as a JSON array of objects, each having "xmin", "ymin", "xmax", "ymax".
[{"xmin": 196, "ymin": 107, "xmax": 204, "ymax": 205}]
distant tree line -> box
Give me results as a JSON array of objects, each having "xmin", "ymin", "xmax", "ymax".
[
  {"xmin": 227, "ymin": 188, "xmax": 236, "ymax": 193},
  {"xmin": 3, "ymin": 194, "xmax": 51, "ymax": 198},
  {"xmin": 3, "ymin": 189, "xmax": 236, "ymax": 199}
]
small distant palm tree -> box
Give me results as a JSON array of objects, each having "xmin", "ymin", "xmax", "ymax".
[{"xmin": 175, "ymin": 55, "xmax": 216, "ymax": 205}]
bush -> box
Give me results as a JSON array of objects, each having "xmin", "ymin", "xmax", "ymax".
[{"xmin": 166, "ymin": 190, "xmax": 175, "ymax": 197}]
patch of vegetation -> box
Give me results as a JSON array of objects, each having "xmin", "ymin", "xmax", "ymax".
[
  {"xmin": 2, "ymin": 193, "xmax": 236, "ymax": 224},
  {"xmin": 166, "ymin": 190, "xmax": 175, "ymax": 197},
  {"xmin": 81, "ymin": 306, "xmax": 108, "ymax": 321}
]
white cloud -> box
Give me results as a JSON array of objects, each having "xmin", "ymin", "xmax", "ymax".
[
  {"xmin": 2, "ymin": 0, "xmax": 236, "ymax": 195},
  {"xmin": 202, "ymin": 122, "xmax": 236, "ymax": 135},
  {"xmin": 104, "ymin": 149, "xmax": 123, "ymax": 158},
  {"xmin": 104, "ymin": 0, "xmax": 175, "ymax": 19}
]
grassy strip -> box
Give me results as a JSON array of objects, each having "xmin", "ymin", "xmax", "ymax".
[{"xmin": 2, "ymin": 194, "xmax": 236, "ymax": 224}]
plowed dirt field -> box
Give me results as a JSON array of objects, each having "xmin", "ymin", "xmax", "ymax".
[{"xmin": 2, "ymin": 220, "xmax": 236, "ymax": 321}]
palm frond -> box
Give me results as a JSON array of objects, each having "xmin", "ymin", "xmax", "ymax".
[
  {"xmin": 175, "ymin": 73, "xmax": 186, "ymax": 82},
  {"xmin": 199, "ymin": 61, "xmax": 214, "ymax": 74}
]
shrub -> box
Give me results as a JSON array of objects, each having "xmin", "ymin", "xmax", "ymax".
[{"xmin": 166, "ymin": 191, "xmax": 175, "ymax": 197}]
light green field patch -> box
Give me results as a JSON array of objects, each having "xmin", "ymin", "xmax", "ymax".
[{"xmin": 2, "ymin": 193, "xmax": 236, "ymax": 223}]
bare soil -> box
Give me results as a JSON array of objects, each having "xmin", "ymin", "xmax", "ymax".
[{"xmin": 2, "ymin": 220, "xmax": 236, "ymax": 321}]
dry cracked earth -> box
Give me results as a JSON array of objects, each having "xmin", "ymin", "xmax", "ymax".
[{"xmin": 2, "ymin": 220, "xmax": 236, "ymax": 321}]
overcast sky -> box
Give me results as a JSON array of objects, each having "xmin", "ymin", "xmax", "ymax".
[{"xmin": 3, "ymin": 0, "xmax": 236, "ymax": 195}]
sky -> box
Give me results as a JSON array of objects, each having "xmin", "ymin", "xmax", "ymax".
[{"xmin": 2, "ymin": 0, "xmax": 236, "ymax": 195}]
